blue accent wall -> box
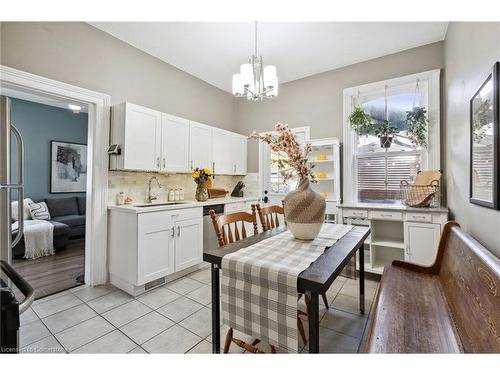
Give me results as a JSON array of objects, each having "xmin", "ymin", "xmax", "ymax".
[{"xmin": 10, "ymin": 98, "xmax": 88, "ymax": 201}]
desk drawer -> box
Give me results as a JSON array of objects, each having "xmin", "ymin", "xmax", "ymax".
[
  {"xmin": 343, "ymin": 209, "xmax": 368, "ymax": 219},
  {"xmin": 370, "ymin": 210, "xmax": 402, "ymax": 221},
  {"xmin": 405, "ymin": 212, "xmax": 432, "ymax": 222}
]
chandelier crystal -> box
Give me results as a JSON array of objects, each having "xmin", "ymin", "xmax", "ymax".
[{"xmin": 232, "ymin": 22, "xmax": 278, "ymax": 101}]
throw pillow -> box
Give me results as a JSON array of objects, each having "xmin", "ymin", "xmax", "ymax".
[
  {"xmin": 11, "ymin": 198, "xmax": 34, "ymax": 221},
  {"xmin": 28, "ymin": 202, "xmax": 51, "ymax": 220}
]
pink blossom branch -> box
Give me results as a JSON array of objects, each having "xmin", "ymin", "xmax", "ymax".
[{"xmin": 249, "ymin": 123, "xmax": 316, "ymax": 183}]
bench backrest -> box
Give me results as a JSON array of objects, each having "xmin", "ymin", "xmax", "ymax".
[{"xmin": 438, "ymin": 223, "xmax": 500, "ymax": 353}]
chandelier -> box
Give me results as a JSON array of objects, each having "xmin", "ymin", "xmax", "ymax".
[{"xmin": 232, "ymin": 22, "xmax": 278, "ymax": 101}]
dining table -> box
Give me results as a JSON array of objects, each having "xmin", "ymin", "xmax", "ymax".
[{"xmin": 203, "ymin": 224, "xmax": 371, "ymax": 354}]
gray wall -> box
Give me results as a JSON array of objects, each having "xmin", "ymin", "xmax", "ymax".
[
  {"xmin": 10, "ymin": 98, "xmax": 88, "ymax": 201},
  {"xmin": 443, "ymin": 22, "xmax": 500, "ymax": 257},
  {"xmin": 236, "ymin": 42, "xmax": 444, "ymax": 172},
  {"xmin": 0, "ymin": 22, "xmax": 237, "ymax": 132}
]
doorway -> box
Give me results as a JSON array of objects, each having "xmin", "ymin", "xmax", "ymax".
[
  {"xmin": 258, "ymin": 126, "xmax": 310, "ymax": 205},
  {"xmin": 0, "ymin": 65, "xmax": 110, "ymax": 294},
  {"xmin": 6, "ymin": 95, "xmax": 89, "ymax": 298}
]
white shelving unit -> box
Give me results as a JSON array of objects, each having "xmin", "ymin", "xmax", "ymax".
[{"xmin": 308, "ymin": 138, "xmax": 341, "ymax": 222}]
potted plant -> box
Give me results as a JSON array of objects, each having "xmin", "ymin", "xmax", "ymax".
[
  {"xmin": 192, "ymin": 168, "xmax": 213, "ymax": 201},
  {"xmin": 406, "ymin": 106, "xmax": 428, "ymax": 148},
  {"xmin": 249, "ymin": 123, "xmax": 325, "ymax": 240},
  {"xmin": 375, "ymin": 120, "xmax": 399, "ymax": 148},
  {"xmin": 348, "ymin": 106, "xmax": 373, "ymax": 135}
]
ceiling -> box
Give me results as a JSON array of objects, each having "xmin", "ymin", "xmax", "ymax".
[{"xmin": 90, "ymin": 22, "xmax": 448, "ymax": 93}]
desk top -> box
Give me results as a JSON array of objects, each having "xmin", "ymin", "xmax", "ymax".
[{"xmin": 203, "ymin": 225, "xmax": 370, "ymax": 293}]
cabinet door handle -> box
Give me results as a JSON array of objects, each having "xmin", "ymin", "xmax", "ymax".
[
  {"xmin": 212, "ymin": 162, "xmax": 215, "ymax": 179},
  {"xmin": 380, "ymin": 214, "xmax": 392, "ymax": 218},
  {"xmin": 234, "ymin": 164, "xmax": 236, "ymax": 173},
  {"xmin": 177, "ymin": 226, "xmax": 181, "ymax": 237},
  {"xmin": 171, "ymin": 226, "xmax": 175, "ymax": 238},
  {"xmin": 162, "ymin": 158, "xmax": 166, "ymax": 169},
  {"xmin": 156, "ymin": 157, "xmax": 160, "ymax": 168},
  {"xmin": 190, "ymin": 160, "xmax": 193, "ymax": 170},
  {"xmin": 405, "ymin": 245, "xmax": 409, "ymax": 255}
]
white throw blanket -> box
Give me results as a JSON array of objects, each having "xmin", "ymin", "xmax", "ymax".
[{"xmin": 12, "ymin": 220, "xmax": 55, "ymax": 260}]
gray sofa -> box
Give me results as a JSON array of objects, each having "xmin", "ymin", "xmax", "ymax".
[
  {"xmin": 45, "ymin": 196, "xmax": 86, "ymax": 239},
  {"xmin": 12, "ymin": 196, "xmax": 86, "ymax": 259}
]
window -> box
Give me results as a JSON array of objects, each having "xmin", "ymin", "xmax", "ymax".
[
  {"xmin": 343, "ymin": 70, "xmax": 440, "ymax": 204},
  {"xmin": 357, "ymin": 90, "xmax": 422, "ymax": 203}
]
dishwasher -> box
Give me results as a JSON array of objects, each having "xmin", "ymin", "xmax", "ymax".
[{"xmin": 203, "ymin": 204, "xmax": 225, "ymax": 252}]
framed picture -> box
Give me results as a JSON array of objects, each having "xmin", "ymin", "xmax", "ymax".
[
  {"xmin": 50, "ymin": 141, "xmax": 88, "ymax": 193},
  {"xmin": 470, "ymin": 62, "xmax": 500, "ymax": 209}
]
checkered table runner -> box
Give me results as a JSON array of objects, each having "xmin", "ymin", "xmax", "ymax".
[{"xmin": 221, "ymin": 223, "xmax": 354, "ymax": 353}]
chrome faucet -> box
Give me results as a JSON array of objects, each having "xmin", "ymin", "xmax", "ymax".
[{"xmin": 148, "ymin": 176, "xmax": 163, "ymax": 203}]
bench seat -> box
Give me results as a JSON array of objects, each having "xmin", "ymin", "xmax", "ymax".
[
  {"xmin": 367, "ymin": 264, "xmax": 462, "ymax": 353},
  {"xmin": 365, "ymin": 222, "xmax": 500, "ymax": 353}
]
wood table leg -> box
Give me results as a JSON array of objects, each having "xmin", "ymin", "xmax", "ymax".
[
  {"xmin": 307, "ymin": 290, "xmax": 320, "ymax": 353},
  {"xmin": 359, "ymin": 245, "xmax": 365, "ymax": 315},
  {"xmin": 211, "ymin": 264, "xmax": 221, "ymax": 353}
]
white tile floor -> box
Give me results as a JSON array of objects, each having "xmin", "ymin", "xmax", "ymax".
[{"xmin": 19, "ymin": 267, "xmax": 379, "ymax": 354}]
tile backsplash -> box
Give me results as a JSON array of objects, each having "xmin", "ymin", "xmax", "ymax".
[{"xmin": 108, "ymin": 171, "xmax": 260, "ymax": 205}]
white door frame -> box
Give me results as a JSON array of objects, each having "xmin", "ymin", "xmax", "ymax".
[
  {"xmin": 0, "ymin": 65, "xmax": 111, "ymax": 286},
  {"xmin": 258, "ymin": 126, "xmax": 310, "ymax": 202}
]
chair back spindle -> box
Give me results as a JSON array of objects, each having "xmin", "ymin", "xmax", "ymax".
[{"xmin": 209, "ymin": 207, "xmax": 258, "ymax": 247}]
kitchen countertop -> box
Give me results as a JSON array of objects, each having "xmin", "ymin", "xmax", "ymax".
[
  {"xmin": 338, "ymin": 202, "xmax": 448, "ymax": 213},
  {"xmin": 108, "ymin": 196, "xmax": 260, "ymax": 213}
]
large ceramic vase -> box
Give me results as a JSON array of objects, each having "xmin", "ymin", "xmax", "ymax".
[{"xmin": 283, "ymin": 177, "xmax": 326, "ymax": 240}]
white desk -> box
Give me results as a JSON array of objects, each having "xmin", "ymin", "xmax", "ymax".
[{"xmin": 338, "ymin": 203, "xmax": 448, "ymax": 275}]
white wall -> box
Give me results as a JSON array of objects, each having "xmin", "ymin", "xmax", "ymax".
[
  {"xmin": 236, "ymin": 42, "xmax": 444, "ymax": 172},
  {"xmin": 0, "ymin": 22, "xmax": 237, "ymax": 132},
  {"xmin": 444, "ymin": 22, "xmax": 500, "ymax": 257}
]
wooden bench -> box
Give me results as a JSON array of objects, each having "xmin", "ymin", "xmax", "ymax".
[{"xmin": 365, "ymin": 221, "xmax": 500, "ymax": 353}]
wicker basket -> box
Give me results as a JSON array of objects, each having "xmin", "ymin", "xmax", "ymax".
[{"xmin": 400, "ymin": 180, "xmax": 440, "ymax": 208}]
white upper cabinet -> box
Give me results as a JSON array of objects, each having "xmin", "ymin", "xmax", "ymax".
[
  {"xmin": 211, "ymin": 128, "xmax": 233, "ymax": 175},
  {"xmin": 110, "ymin": 102, "xmax": 247, "ymax": 175},
  {"xmin": 111, "ymin": 102, "xmax": 162, "ymax": 171},
  {"xmin": 231, "ymin": 134, "xmax": 247, "ymax": 175},
  {"xmin": 161, "ymin": 114, "xmax": 190, "ymax": 172},
  {"xmin": 189, "ymin": 121, "xmax": 213, "ymax": 171}
]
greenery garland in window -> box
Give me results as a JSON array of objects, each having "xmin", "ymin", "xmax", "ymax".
[{"xmin": 406, "ymin": 106, "xmax": 428, "ymax": 148}]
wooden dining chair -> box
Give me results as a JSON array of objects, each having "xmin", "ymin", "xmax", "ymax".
[
  {"xmin": 254, "ymin": 203, "xmax": 331, "ymax": 310},
  {"xmin": 209, "ymin": 207, "xmax": 307, "ymax": 353},
  {"xmin": 208, "ymin": 208, "xmax": 259, "ymax": 246},
  {"xmin": 255, "ymin": 203, "xmax": 284, "ymax": 231}
]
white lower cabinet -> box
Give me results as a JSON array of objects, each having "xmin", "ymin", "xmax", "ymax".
[
  {"xmin": 109, "ymin": 207, "xmax": 203, "ymax": 296},
  {"xmin": 173, "ymin": 217, "xmax": 203, "ymax": 271},
  {"xmin": 404, "ymin": 222, "xmax": 441, "ymax": 266},
  {"xmin": 138, "ymin": 211, "xmax": 175, "ymax": 284}
]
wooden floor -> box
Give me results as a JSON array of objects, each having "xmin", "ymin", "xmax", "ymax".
[{"xmin": 12, "ymin": 239, "xmax": 85, "ymax": 300}]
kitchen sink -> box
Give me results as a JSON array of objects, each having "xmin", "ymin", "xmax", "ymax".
[{"xmin": 133, "ymin": 202, "xmax": 190, "ymax": 208}]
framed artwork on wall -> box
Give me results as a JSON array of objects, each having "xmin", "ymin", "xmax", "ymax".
[
  {"xmin": 50, "ymin": 140, "xmax": 88, "ymax": 193},
  {"xmin": 470, "ymin": 62, "xmax": 500, "ymax": 209}
]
